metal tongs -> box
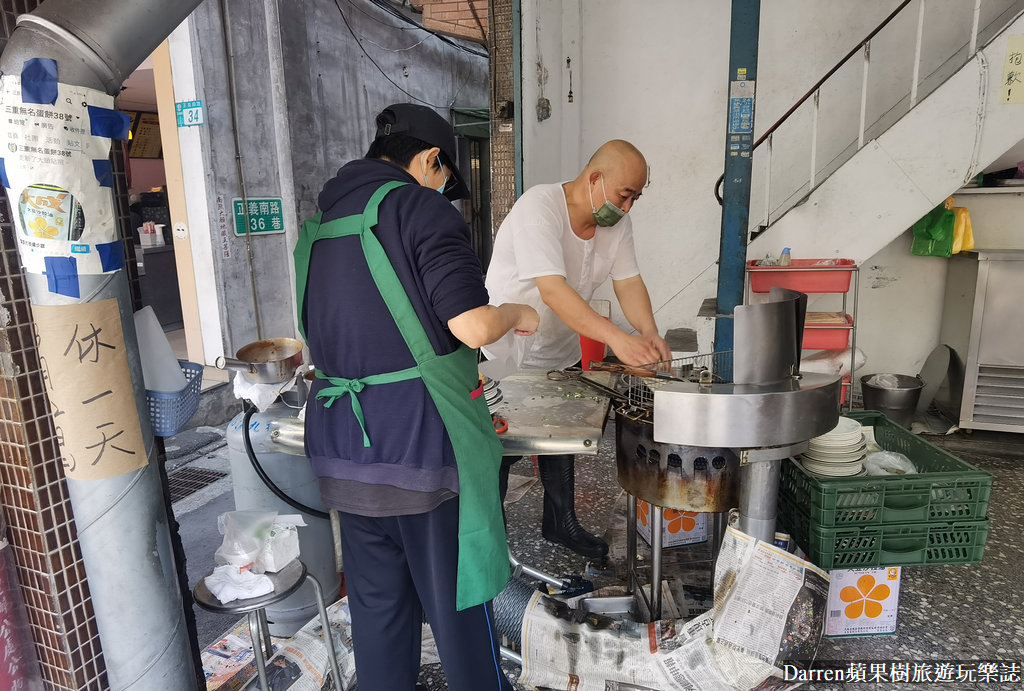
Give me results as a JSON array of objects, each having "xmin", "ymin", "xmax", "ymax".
[{"xmin": 585, "ymin": 361, "xmax": 685, "ymax": 382}]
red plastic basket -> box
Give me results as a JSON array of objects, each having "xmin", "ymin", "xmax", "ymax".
[
  {"xmin": 839, "ymin": 374, "xmax": 851, "ymax": 405},
  {"xmin": 747, "ymin": 259, "xmax": 856, "ymax": 293},
  {"xmin": 803, "ymin": 314, "xmax": 854, "ymax": 350}
]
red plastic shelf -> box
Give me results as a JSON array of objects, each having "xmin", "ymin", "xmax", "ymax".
[
  {"xmin": 803, "ymin": 314, "xmax": 854, "ymax": 350},
  {"xmin": 747, "ymin": 258, "xmax": 857, "ymax": 293}
]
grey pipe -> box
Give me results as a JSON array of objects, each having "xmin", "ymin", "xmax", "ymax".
[
  {"xmin": 3, "ymin": 1, "xmax": 204, "ymax": 688},
  {"xmin": 491, "ymin": 577, "xmax": 537, "ymax": 647},
  {"xmin": 219, "ymin": 0, "xmax": 265, "ymax": 340},
  {"xmin": 508, "ymin": 549, "xmax": 566, "ymax": 590},
  {"xmin": 17, "ymin": 0, "xmax": 203, "ymax": 95},
  {"xmin": 738, "ymin": 458, "xmax": 782, "ymax": 543}
]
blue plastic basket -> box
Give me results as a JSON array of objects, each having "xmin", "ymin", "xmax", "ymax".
[{"xmin": 146, "ymin": 360, "xmax": 204, "ymax": 437}]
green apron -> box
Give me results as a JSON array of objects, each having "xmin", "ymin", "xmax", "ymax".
[{"xmin": 293, "ymin": 181, "xmax": 509, "ymax": 610}]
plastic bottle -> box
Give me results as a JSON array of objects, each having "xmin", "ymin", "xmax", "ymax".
[{"xmin": 778, "ymin": 247, "xmax": 792, "ymax": 266}]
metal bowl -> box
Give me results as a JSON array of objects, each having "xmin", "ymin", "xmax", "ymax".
[{"xmin": 215, "ymin": 337, "xmax": 304, "ymax": 384}]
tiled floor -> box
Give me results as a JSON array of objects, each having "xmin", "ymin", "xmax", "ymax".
[
  {"xmin": 178, "ymin": 409, "xmax": 1022, "ymax": 690},
  {"xmin": 416, "ymin": 420, "xmax": 1024, "ymax": 691}
]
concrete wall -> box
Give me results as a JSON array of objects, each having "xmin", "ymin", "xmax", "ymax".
[
  {"xmin": 178, "ymin": 0, "xmax": 488, "ymax": 356},
  {"xmin": 519, "ymin": 0, "xmax": 1024, "ymax": 374}
]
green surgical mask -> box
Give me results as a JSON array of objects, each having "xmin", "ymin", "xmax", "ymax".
[{"xmin": 591, "ymin": 175, "xmax": 625, "ymax": 227}]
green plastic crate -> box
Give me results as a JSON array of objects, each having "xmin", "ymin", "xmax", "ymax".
[
  {"xmin": 778, "ymin": 494, "xmax": 989, "ymax": 569},
  {"xmin": 780, "ymin": 411, "xmax": 992, "ymax": 528}
]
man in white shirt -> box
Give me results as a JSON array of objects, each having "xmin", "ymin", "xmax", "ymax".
[{"xmin": 484, "ymin": 139, "xmax": 671, "ymax": 558}]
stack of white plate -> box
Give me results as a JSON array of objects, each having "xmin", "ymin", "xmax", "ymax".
[
  {"xmin": 482, "ymin": 377, "xmax": 502, "ymax": 411},
  {"xmin": 799, "ymin": 417, "xmax": 867, "ymax": 477}
]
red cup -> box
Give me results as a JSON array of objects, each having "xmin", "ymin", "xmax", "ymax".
[{"xmin": 579, "ymin": 317, "xmax": 610, "ymax": 371}]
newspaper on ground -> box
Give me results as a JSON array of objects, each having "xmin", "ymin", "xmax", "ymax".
[
  {"xmin": 518, "ymin": 525, "xmax": 829, "ymax": 691},
  {"xmin": 202, "ymin": 597, "xmax": 361, "ymax": 691},
  {"xmin": 202, "ymin": 595, "xmax": 442, "ymax": 691}
]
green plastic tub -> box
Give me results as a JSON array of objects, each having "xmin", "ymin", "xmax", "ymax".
[{"xmin": 780, "ymin": 411, "xmax": 992, "ymax": 528}]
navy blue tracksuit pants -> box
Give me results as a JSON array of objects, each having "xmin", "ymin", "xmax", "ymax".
[{"xmin": 338, "ymin": 497, "xmax": 512, "ymax": 691}]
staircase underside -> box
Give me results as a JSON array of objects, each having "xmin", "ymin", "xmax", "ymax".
[{"xmin": 750, "ymin": 10, "xmax": 1024, "ymax": 264}]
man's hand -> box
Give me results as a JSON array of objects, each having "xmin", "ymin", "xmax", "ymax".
[
  {"xmin": 642, "ymin": 332, "xmax": 672, "ymax": 361},
  {"xmin": 513, "ymin": 304, "xmax": 539, "ymax": 336},
  {"xmin": 609, "ymin": 276, "xmax": 671, "ymax": 365},
  {"xmin": 608, "ymin": 331, "xmax": 671, "ymax": 366}
]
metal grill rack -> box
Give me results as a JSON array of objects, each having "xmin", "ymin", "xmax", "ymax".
[{"xmin": 623, "ymin": 351, "xmax": 734, "ymax": 411}]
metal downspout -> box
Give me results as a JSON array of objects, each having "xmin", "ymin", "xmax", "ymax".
[
  {"xmin": 714, "ymin": 0, "xmax": 761, "ymax": 366},
  {"xmin": 220, "ymin": 0, "xmax": 265, "ymax": 339},
  {"xmin": 0, "ymin": 0, "xmax": 204, "ymax": 688}
]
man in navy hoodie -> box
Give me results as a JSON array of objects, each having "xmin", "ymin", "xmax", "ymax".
[{"xmin": 294, "ymin": 104, "xmax": 537, "ymax": 691}]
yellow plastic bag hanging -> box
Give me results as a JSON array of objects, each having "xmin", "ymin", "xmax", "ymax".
[{"xmin": 946, "ymin": 196, "xmax": 975, "ymax": 254}]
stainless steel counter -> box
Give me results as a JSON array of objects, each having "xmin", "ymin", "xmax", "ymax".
[
  {"xmin": 266, "ymin": 369, "xmax": 616, "ymax": 457},
  {"xmin": 490, "ymin": 370, "xmax": 616, "ymax": 457}
]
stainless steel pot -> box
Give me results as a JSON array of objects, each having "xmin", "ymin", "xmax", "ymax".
[{"xmin": 215, "ymin": 337, "xmax": 304, "ymax": 385}]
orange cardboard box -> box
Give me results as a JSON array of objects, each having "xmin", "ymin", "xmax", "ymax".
[
  {"xmin": 635, "ymin": 499, "xmax": 707, "ymax": 547},
  {"xmin": 825, "ymin": 566, "xmax": 901, "ymax": 637}
]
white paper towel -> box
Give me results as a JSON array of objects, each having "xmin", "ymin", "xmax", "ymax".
[
  {"xmin": 134, "ymin": 306, "xmax": 187, "ymax": 392},
  {"xmin": 204, "ymin": 565, "xmax": 274, "ymax": 604},
  {"xmin": 232, "ymin": 372, "xmax": 296, "ymax": 411}
]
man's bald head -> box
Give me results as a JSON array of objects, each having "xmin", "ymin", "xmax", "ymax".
[
  {"xmin": 585, "ymin": 140, "xmax": 647, "ymax": 184},
  {"xmin": 577, "ymin": 140, "xmax": 648, "ymax": 214}
]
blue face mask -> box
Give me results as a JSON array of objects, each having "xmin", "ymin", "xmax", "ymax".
[
  {"xmin": 421, "ymin": 153, "xmax": 448, "ymax": 194},
  {"xmin": 591, "ymin": 175, "xmax": 626, "ymax": 227}
]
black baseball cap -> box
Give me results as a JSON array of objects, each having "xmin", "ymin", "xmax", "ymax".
[{"xmin": 375, "ymin": 103, "xmax": 470, "ymax": 201}]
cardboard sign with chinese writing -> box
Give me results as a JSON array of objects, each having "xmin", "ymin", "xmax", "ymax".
[
  {"xmin": 1001, "ymin": 36, "xmax": 1024, "ymax": 104},
  {"xmin": 34, "ymin": 299, "xmax": 148, "ymax": 480},
  {"xmin": 825, "ymin": 566, "xmax": 901, "ymax": 637}
]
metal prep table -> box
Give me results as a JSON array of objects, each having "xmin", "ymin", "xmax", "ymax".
[
  {"xmin": 489, "ymin": 369, "xmax": 615, "ymax": 457},
  {"xmin": 488, "ymin": 369, "xmax": 617, "ymax": 590},
  {"xmin": 265, "ymin": 369, "xmax": 616, "ymax": 455},
  {"xmin": 264, "ymin": 368, "xmax": 617, "ymax": 592}
]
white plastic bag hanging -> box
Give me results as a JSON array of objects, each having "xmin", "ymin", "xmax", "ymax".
[{"xmin": 214, "ymin": 510, "xmax": 278, "ymax": 572}]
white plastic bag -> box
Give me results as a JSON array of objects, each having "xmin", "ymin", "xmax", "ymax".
[
  {"xmin": 214, "ymin": 510, "xmax": 278, "ymax": 572},
  {"xmin": 863, "ymin": 451, "xmax": 917, "ymax": 476},
  {"xmin": 801, "ymin": 347, "xmax": 866, "ymax": 378},
  {"xmin": 867, "ymin": 373, "xmax": 902, "ymax": 389},
  {"xmin": 257, "ymin": 515, "xmax": 307, "ymax": 572}
]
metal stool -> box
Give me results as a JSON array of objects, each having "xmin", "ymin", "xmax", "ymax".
[{"xmin": 193, "ymin": 559, "xmax": 343, "ymax": 691}]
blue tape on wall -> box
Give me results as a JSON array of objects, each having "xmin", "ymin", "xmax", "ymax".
[
  {"xmin": 21, "ymin": 58, "xmax": 58, "ymax": 105},
  {"xmin": 96, "ymin": 241, "xmax": 124, "ymax": 272},
  {"xmin": 87, "ymin": 105, "xmax": 130, "ymax": 140},
  {"xmin": 0, "ymin": 159, "xmax": 8, "ymax": 189},
  {"xmin": 44, "ymin": 256, "xmax": 80, "ymax": 298},
  {"xmin": 93, "ymin": 159, "xmax": 113, "ymax": 188}
]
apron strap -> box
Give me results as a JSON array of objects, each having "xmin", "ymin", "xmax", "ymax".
[
  {"xmin": 314, "ymin": 366, "xmax": 420, "ymax": 447},
  {"xmin": 355, "ymin": 185, "xmax": 437, "ymax": 364},
  {"xmin": 293, "ymin": 212, "xmax": 323, "ymax": 342}
]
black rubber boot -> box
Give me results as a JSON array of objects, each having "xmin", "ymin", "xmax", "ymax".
[
  {"xmin": 538, "ymin": 454, "xmax": 608, "ymax": 558},
  {"xmin": 498, "ymin": 457, "xmax": 517, "ymax": 527}
]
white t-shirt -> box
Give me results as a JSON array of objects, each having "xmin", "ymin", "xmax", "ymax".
[{"xmin": 483, "ymin": 182, "xmax": 641, "ymax": 370}]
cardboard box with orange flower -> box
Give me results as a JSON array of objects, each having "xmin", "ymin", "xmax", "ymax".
[
  {"xmin": 825, "ymin": 566, "xmax": 902, "ymax": 637},
  {"xmin": 635, "ymin": 499, "xmax": 707, "ymax": 547}
]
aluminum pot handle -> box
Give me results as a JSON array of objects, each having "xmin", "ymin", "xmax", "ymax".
[{"xmin": 214, "ymin": 355, "xmax": 257, "ymax": 373}]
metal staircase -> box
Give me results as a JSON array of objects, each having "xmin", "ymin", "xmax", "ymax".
[{"xmin": 745, "ymin": 0, "xmax": 1024, "ymax": 264}]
